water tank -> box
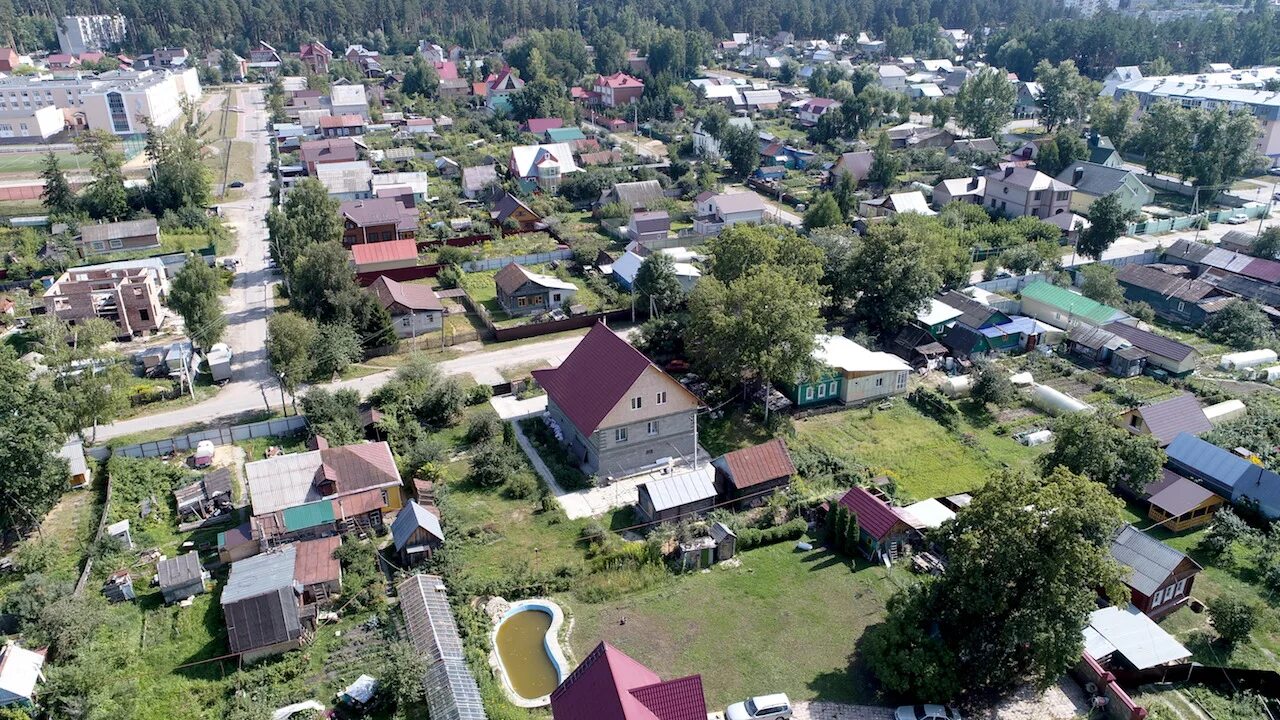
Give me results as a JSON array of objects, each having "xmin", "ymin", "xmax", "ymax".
[
  {"xmin": 1204, "ymin": 399, "xmax": 1246, "ymax": 424},
  {"xmin": 941, "ymin": 375, "xmax": 972, "ymax": 398},
  {"xmin": 1030, "ymin": 383, "xmax": 1092, "ymax": 415},
  {"xmin": 1021, "ymin": 429, "xmax": 1054, "ymax": 446},
  {"xmin": 1219, "ymin": 349, "xmax": 1278, "ymax": 370}
]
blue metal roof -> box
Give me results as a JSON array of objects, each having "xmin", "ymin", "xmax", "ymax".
[
  {"xmin": 1165, "ymin": 434, "xmax": 1280, "ymax": 518},
  {"xmin": 978, "ymin": 315, "xmax": 1043, "ymax": 339}
]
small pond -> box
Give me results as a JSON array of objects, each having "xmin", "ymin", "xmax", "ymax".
[{"xmin": 494, "ymin": 607, "xmax": 560, "ymax": 701}]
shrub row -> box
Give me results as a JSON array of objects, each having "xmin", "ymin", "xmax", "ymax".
[
  {"xmin": 519, "ymin": 418, "xmax": 593, "ymax": 490},
  {"xmin": 736, "ymin": 518, "xmax": 808, "ymax": 550}
]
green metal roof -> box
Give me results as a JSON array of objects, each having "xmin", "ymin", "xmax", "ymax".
[
  {"xmin": 283, "ymin": 500, "xmax": 335, "ymax": 531},
  {"xmin": 545, "ymin": 127, "xmax": 586, "ymax": 142},
  {"xmin": 1021, "ymin": 281, "xmax": 1122, "ymax": 325}
]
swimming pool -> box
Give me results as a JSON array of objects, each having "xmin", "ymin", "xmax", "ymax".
[{"xmin": 490, "ymin": 599, "xmax": 570, "ymax": 708}]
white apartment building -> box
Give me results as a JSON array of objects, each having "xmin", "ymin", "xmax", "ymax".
[
  {"xmin": 0, "ymin": 105, "xmax": 65, "ymax": 139},
  {"xmin": 0, "ymin": 68, "xmax": 202, "ymax": 135},
  {"xmin": 57, "ymin": 14, "xmax": 128, "ymax": 55},
  {"xmin": 1106, "ymin": 65, "xmax": 1280, "ymax": 160}
]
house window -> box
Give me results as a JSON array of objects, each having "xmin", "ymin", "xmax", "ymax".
[
  {"xmin": 109, "ymin": 238, "xmax": 123, "ymax": 249},
  {"xmin": 875, "ymin": 377, "xmax": 883, "ymax": 387},
  {"xmin": 517, "ymin": 296, "xmax": 527, "ymax": 307},
  {"xmin": 828, "ymin": 381, "xmax": 837, "ymax": 394},
  {"xmin": 817, "ymin": 383, "xmax": 826, "ymax": 399},
  {"xmin": 1177, "ymin": 301, "xmax": 1185, "ymax": 312},
  {"xmin": 90, "ymin": 241, "xmax": 105, "ymax": 251},
  {"xmin": 532, "ymin": 295, "xmax": 544, "ymax": 305},
  {"xmin": 402, "ymin": 317, "xmax": 412, "ymax": 326},
  {"xmin": 139, "ymin": 309, "xmax": 150, "ymax": 321},
  {"xmin": 1033, "ymin": 191, "xmax": 1042, "ymax": 200},
  {"xmin": 804, "ymin": 386, "xmax": 814, "ymax": 401},
  {"xmin": 895, "ymin": 372, "xmax": 907, "ymax": 391},
  {"xmin": 381, "ymin": 488, "xmax": 389, "ymax": 504},
  {"xmin": 1175, "ymin": 578, "xmax": 1188, "ymax": 596},
  {"xmin": 647, "ymin": 420, "xmax": 659, "ymax": 435},
  {"xmin": 631, "ymin": 397, "xmax": 642, "ymax": 410},
  {"xmin": 552, "ymin": 293, "xmax": 561, "ymax": 302},
  {"xmin": 615, "ymin": 427, "xmax": 628, "ymax": 442}
]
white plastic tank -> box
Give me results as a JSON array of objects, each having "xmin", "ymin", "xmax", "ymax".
[
  {"xmin": 941, "ymin": 375, "xmax": 972, "ymax": 398},
  {"xmin": 1030, "ymin": 383, "xmax": 1092, "ymax": 415},
  {"xmin": 1022, "ymin": 429, "xmax": 1054, "ymax": 446},
  {"xmin": 1220, "ymin": 349, "xmax": 1278, "ymax": 371},
  {"xmin": 1204, "ymin": 399, "xmax": 1247, "ymax": 424}
]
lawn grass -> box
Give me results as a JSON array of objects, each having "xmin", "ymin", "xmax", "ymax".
[
  {"xmin": 793, "ymin": 400, "xmax": 1043, "ymax": 501},
  {"xmin": 563, "ymin": 538, "xmax": 915, "ymax": 708},
  {"xmin": 0, "ymin": 149, "xmax": 82, "ymax": 176},
  {"xmin": 1118, "ymin": 502, "xmax": 1280, "ymax": 673},
  {"xmin": 35, "ymin": 488, "xmax": 102, "ymax": 578}
]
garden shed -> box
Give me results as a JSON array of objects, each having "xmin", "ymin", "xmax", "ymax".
[
  {"xmin": 636, "ymin": 465, "xmax": 717, "ymax": 525},
  {"xmin": 158, "ymin": 552, "xmax": 208, "ymax": 604},
  {"xmin": 391, "ymin": 501, "xmax": 445, "ymax": 565}
]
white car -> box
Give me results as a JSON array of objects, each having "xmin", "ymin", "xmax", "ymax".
[
  {"xmin": 894, "ymin": 705, "xmax": 964, "ymax": 720},
  {"xmin": 726, "ymin": 693, "xmax": 792, "ymax": 720},
  {"xmin": 1225, "ymin": 213, "xmax": 1250, "ymax": 225}
]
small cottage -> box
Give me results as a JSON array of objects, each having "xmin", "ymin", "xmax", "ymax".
[
  {"xmin": 636, "ymin": 465, "xmax": 717, "ymax": 525},
  {"xmin": 0, "ymin": 642, "xmax": 45, "ymax": 709},
  {"xmin": 390, "ymin": 501, "xmax": 445, "ymax": 565},
  {"xmin": 158, "ymin": 552, "xmax": 208, "ymax": 604},
  {"xmin": 1144, "ymin": 469, "xmax": 1225, "ymax": 532},
  {"xmin": 1116, "ymin": 393, "xmax": 1212, "ymax": 447},
  {"xmin": 294, "ymin": 536, "xmax": 343, "ymax": 604},
  {"xmin": 712, "ymin": 439, "xmax": 795, "ymax": 508},
  {"xmin": 1109, "ymin": 525, "xmax": 1202, "ymax": 619},
  {"xmin": 493, "ymin": 262, "xmax": 578, "ymax": 317},
  {"xmin": 836, "ymin": 486, "xmax": 917, "ymax": 561}
]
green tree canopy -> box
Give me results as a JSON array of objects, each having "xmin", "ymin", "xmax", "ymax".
[
  {"xmin": 266, "ymin": 312, "xmax": 319, "ymax": 392},
  {"xmin": 1040, "ymin": 412, "xmax": 1165, "ymax": 493},
  {"xmin": 40, "ymin": 151, "xmax": 77, "ymax": 217},
  {"xmin": 0, "ymin": 346, "xmax": 69, "ymax": 533},
  {"xmin": 803, "ymin": 192, "xmax": 844, "ymax": 230},
  {"xmin": 633, "ymin": 252, "xmax": 685, "ymax": 317},
  {"xmin": 1204, "ymin": 299, "xmax": 1275, "ymax": 350},
  {"xmin": 954, "ymin": 67, "xmax": 1016, "ymax": 139},
  {"xmin": 1078, "ymin": 263, "xmax": 1126, "ymax": 307},
  {"xmin": 705, "ymin": 224, "xmax": 824, "ymax": 287},
  {"xmin": 1078, "ymin": 193, "xmax": 1136, "ymax": 260},
  {"xmin": 168, "ymin": 256, "xmax": 227, "ymax": 349},
  {"xmin": 846, "ymin": 222, "xmax": 942, "ymax": 335},
  {"xmin": 866, "ymin": 467, "xmax": 1127, "ymax": 701},
  {"xmin": 1034, "ymin": 59, "xmax": 1097, "ymax": 132}
]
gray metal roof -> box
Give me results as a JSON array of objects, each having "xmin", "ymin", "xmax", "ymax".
[
  {"xmin": 157, "ymin": 552, "xmax": 203, "ymax": 589},
  {"xmin": 641, "ymin": 465, "xmax": 717, "ymax": 512},
  {"xmin": 1103, "ymin": 322, "xmax": 1196, "ymax": 363},
  {"xmin": 222, "ymin": 545, "xmax": 298, "ymax": 604},
  {"xmin": 392, "ymin": 501, "xmax": 444, "ymax": 550},
  {"xmin": 1109, "ymin": 525, "xmax": 1195, "ymax": 596}
]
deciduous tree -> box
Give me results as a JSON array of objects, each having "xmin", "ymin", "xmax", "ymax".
[
  {"xmin": 168, "ymin": 256, "xmax": 226, "ymax": 349},
  {"xmin": 846, "ymin": 222, "xmax": 941, "ymax": 335},
  {"xmin": 0, "ymin": 346, "xmax": 69, "ymax": 533},
  {"xmin": 1035, "ymin": 60, "xmax": 1097, "ymax": 132},
  {"xmin": 1204, "ymin": 299, "xmax": 1275, "ymax": 350},
  {"xmin": 74, "ymin": 130, "xmax": 128, "ymax": 221},
  {"xmin": 633, "ymin": 252, "xmax": 685, "ymax": 316},
  {"xmin": 266, "ymin": 312, "xmax": 319, "ymax": 392},
  {"xmin": 1078, "ymin": 263, "xmax": 1125, "ymax": 307},
  {"xmin": 954, "ymin": 67, "xmax": 1016, "ymax": 139},
  {"xmin": 866, "ymin": 467, "xmax": 1127, "ymax": 701},
  {"xmin": 1077, "ymin": 192, "xmax": 1136, "ymax": 260},
  {"xmin": 1040, "ymin": 413, "xmax": 1164, "ymax": 493}
]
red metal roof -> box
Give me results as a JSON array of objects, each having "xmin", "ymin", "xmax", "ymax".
[
  {"xmin": 837, "ymin": 486, "xmax": 910, "ymax": 540},
  {"xmin": 550, "ymin": 642, "xmax": 706, "ymax": 720},
  {"xmin": 350, "ymin": 240, "xmax": 419, "ymax": 266},
  {"xmin": 319, "ymin": 114, "xmax": 365, "ymax": 129},
  {"xmin": 294, "ymin": 536, "xmax": 341, "ymax": 586},
  {"xmin": 524, "ymin": 118, "xmax": 565, "ymax": 133},
  {"xmin": 532, "ymin": 323, "xmax": 655, "ymax": 436},
  {"xmin": 1241, "ymin": 257, "xmax": 1280, "ymax": 284},
  {"xmin": 597, "ymin": 72, "xmax": 644, "ymax": 89},
  {"xmin": 717, "ymin": 439, "xmax": 795, "ymax": 491}
]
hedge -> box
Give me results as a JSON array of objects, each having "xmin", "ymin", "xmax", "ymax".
[{"xmin": 736, "ymin": 518, "xmax": 808, "ymax": 550}]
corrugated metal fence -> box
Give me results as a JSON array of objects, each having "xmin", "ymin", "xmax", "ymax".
[
  {"xmin": 101, "ymin": 416, "xmax": 309, "ymax": 460},
  {"xmin": 461, "ymin": 249, "xmax": 574, "ymax": 272}
]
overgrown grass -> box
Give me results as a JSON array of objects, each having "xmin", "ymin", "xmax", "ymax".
[{"xmin": 792, "ymin": 400, "xmax": 1043, "ymax": 501}]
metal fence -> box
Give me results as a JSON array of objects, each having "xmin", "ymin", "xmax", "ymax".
[
  {"xmin": 107, "ymin": 415, "xmax": 309, "ymax": 459},
  {"xmin": 461, "ymin": 249, "xmax": 574, "ymax": 272}
]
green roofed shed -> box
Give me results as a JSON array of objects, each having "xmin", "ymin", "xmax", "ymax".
[
  {"xmin": 283, "ymin": 500, "xmax": 336, "ymax": 532},
  {"xmin": 545, "ymin": 127, "xmax": 587, "ymax": 143},
  {"xmin": 1020, "ymin": 281, "xmax": 1129, "ymax": 328}
]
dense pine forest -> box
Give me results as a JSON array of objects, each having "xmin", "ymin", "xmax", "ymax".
[{"xmin": 0, "ymin": 0, "xmax": 1278, "ymax": 79}]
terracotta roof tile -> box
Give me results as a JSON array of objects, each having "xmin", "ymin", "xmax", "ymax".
[{"xmin": 551, "ymin": 641, "xmax": 705, "ymax": 720}]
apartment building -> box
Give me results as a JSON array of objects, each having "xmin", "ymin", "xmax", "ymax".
[
  {"xmin": 1106, "ymin": 65, "xmax": 1280, "ymax": 160},
  {"xmin": 0, "ymin": 68, "xmax": 202, "ymax": 135},
  {"xmin": 57, "ymin": 14, "xmax": 127, "ymax": 55},
  {"xmin": 44, "ymin": 266, "xmax": 165, "ymax": 338}
]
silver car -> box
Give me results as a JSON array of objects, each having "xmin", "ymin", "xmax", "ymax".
[
  {"xmin": 726, "ymin": 693, "xmax": 792, "ymax": 720},
  {"xmin": 895, "ymin": 705, "xmax": 963, "ymax": 720}
]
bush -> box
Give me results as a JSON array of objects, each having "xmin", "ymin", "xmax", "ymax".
[
  {"xmin": 503, "ymin": 473, "xmax": 539, "ymax": 499},
  {"xmin": 736, "ymin": 518, "xmax": 808, "ymax": 550},
  {"xmin": 466, "ymin": 410, "xmax": 504, "ymax": 445},
  {"xmin": 519, "ymin": 418, "xmax": 591, "ymax": 490},
  {"xmin": 466, "ymin": 383, "xmax": 493, "ymax": 406},
  {"xmin": 908, "ymin": 387, "xmax": 960, "ymax": 429},
  {"xmin": 468, "ymin": 440, "xmax": 522, "ymax": 487},
  {"xmin": 1210, "ymin": 597, "xmax": 1259, "ymax": 644}
]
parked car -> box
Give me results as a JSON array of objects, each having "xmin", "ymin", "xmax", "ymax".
[
  {"xmin": 1268, "ymin": 167, "xmax": 1280, "ymax": 176},
  {"xmin": 895, "ymin": 705, "xmax": 963, "ymax": 720},
  {"xmin": 727, "ymin": 694, "xmax": 792, "ymax": 720},
  {"xmin": 228, "ymin": 180, "xmax": 245, "ymax": 188},
  {"xmin": 1225, "ymin": 213, "xmax": 1249, "ymax": 224}
]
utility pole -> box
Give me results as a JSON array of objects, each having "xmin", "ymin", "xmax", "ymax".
[
  {"xmin": 278, "ymin": 373, "xmax": 288, "ymax": 416},
  {"xmin": 1258, "ymin": 179, "xmax": 1278, "ymax": 239}
]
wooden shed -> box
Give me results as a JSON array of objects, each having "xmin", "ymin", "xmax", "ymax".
[
  {"xmin": 1144, "ymin": 470, "xmax": 1225, "ymax": 532},
  {"xmin": 713, "ymin": 439, "xmax": 795, "ymax": 509},
  {"xmin": 636, "ymin": 466, "xmax": 717, "ymax": 526}
]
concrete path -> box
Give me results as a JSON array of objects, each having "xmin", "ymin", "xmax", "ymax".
[{"xmin": 791, "ymin": 702, "xmax": 893, "ymax": 720}]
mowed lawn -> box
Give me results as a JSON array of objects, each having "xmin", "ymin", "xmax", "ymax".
[
  {"xmin": 793, "ymin": 402, "xmax": 1043, "ymax": 501},
  {"xmin": 564, "ymin": 540, "xmax": 914, "ymax": 709}
]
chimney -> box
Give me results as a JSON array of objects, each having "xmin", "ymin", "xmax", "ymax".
[
  {"xmin": 1073, "ymin": 167, "xmax": 1084, "ymax": 185},
  {"xmin": 968, "ymin": 177, "xmax": 979, "ymax": 190},
  {"xmin": 1004, "ymin": 166, "xmax": 1015, "ymax": 178}
]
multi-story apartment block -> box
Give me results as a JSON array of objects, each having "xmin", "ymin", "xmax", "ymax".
[
  {"xmin": 56, "ymin": 15, "xmax": 128, "ymax": 55},
  {"xmin": 0, "ymin": 68, "xmax": 201, "ymax": 135}
]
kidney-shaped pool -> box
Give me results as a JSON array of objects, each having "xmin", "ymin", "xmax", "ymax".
[{"xmin": 492, "ymin": 599, "xmax": 570, "ymax": 707}]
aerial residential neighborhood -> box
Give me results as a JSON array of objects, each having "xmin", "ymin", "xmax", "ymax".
[{"xmin": 2, "ymin": 3, "xmax": 1280, "ymax": 720}]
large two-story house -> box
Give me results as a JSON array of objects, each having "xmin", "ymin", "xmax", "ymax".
[
  {"xmin": 533, "ymin": 323, "xmax": 701, "ymax": 479},
  {"xmin": 983, "ymin": 166, "xmax": 1074, "ymax": 219}
]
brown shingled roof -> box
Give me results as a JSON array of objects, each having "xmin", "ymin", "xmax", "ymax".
[
  {"xmin": 368, "ymin": 275, "xmax": 443, "ymax": 311},
  {"xmin": 716, "ymin": 439, "xmax": 795, "ymax": 491}
]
